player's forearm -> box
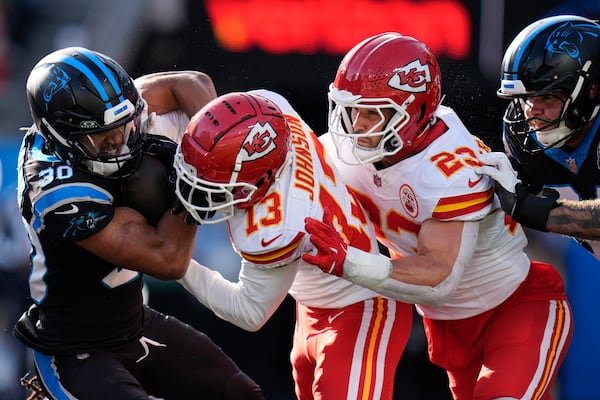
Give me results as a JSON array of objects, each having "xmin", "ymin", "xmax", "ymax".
[
  {"xmin": 179, "ymin": 260, "xmax": 263, "ymax": 331},
  {"xmin": 169, "ymin": 71, "xmax": 217, "ymax": 118},
  {"xmin": 136, "ymin": 71, "xmax": 216, "ymax": 117},
  {"xmin": 339, "ymin": 248, "xmax": 460, "ymax": 305},
  {"xmin": 341, "ymin": 221, "xmax": 477, "ymax": 305},
  {"xmin": 180, "ymin": 259, "xmax": 292, "ymax": 331},
  {"xmin": 390, "ymin": 255, "xmax": 453, "ymax": 287},
  {"xmin": 546, "ymin": 200, "xmax": 600, "ymax": 240}
]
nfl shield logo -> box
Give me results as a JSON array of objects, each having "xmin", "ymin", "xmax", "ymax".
[
  {"xmin": 373, "ymin": 174, "xmax": 382, "ymax": 187},
  {"xmin": 566, "ymin": 157, "xmax": 577, "ymax": 173}
]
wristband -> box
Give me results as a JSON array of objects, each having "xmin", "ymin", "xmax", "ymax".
[
  {"xmin": 343, "ymin": 247, "xmax": 392, "ymax": 288},
  {"xmin": 513, "ymin": 184, "xmax": 559, "ymax": 232}
]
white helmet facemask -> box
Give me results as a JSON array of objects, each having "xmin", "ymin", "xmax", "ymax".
[{"xmin": 328, "ymin": 86, "xmax": 410, "ymax": 165}]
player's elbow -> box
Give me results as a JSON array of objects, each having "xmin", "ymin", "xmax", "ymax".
[
  {"xmin": 162, "ymin": 266, "xmax": 187, "ymax": 280},
  {"xmin": 192, "ymin": 71, "xmax": 217, "ymax": 96},
  {"xmin": 417, "ymin": 289, "xmax": 455, "ymax": 306},
  {"xmin": 223, "ymin": 305, "xmax": 271, "ymax": 332},
  {"xmin": 150, "ymin": 257, "xmax": 190, "ymax": 280},
  {"xmin": 238, "ymin": 318, "xmax": 267, "ymax": 332},
  {"xmin": 419, "ymin": 263, "xmax": 464, "ymax": 306}
]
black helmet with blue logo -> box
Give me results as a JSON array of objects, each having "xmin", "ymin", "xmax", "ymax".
[
  {"xmin": 26, "ymin": 47, "xmax": 145, "ymax": 175},
  {"xmin": 498, "ymin": 15, "xmax": 600, "ymax": 152}
]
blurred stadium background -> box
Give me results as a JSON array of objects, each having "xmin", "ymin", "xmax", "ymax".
[{"xmin": 0, "ymin": 1, "xmax": 599, "ymax": 399}]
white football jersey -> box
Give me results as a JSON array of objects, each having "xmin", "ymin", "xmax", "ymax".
[
  {"xmin": 138, "ymin": 97, "xmax": 190, "ymax": 143},
  {"xmin": 226, "ymin": 89, "xmax": 382, "ymax": 308},
  {"xmin": 321, "ymin": 105, "xmax": 531, "ymax": 319}
]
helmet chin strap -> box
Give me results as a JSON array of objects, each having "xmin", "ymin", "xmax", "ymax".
[
  {"xmin": 534, "ymin": 121, "xmax": 575, "ymax": 148},
  {"xmin": 83, "ymin": 144, "xmax": 130, "ymax": 176},
  {"xmin": 353, "ymin": 145, "xmax": 382, "ymax": 163},
  {"xmin": 351, "ymin": 113, "xmax": 407, "ymax": 164}
]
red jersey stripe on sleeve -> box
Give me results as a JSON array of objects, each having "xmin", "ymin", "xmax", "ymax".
[
  {"xmin": 241, "ymin": 232, "xmax": 305, "ymax": 265},
  {"xmin": 432, "ymin": 188, "xmax": 494, "ymax": 220}
]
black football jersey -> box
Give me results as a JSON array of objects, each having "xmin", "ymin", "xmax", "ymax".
[
  {"xmin": 18, "ymin": 129, "xmax": 143, "ymax": 354},
  {"xmin": 505, "ymin": 119, "xmax": 600, "ymax": 201}
]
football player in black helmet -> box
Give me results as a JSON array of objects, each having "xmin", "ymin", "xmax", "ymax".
[
  {"xmin": 477, "ymin": 15, "xmax": 600, "ymax": 250},
  {"xmin": 498, "ymin": 15, "xmax": 600, "ymax": 154},
  {"xmin": 15, "ymin": 47, "xmax": 264, "ymax": 399},
  {"xmin": 25, "ymin": 47, "xmax": 146, "ymax": 177}
]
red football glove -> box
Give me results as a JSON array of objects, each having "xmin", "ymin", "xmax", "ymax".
[{"xmin": 302, "ymin": 208, "xmax": 347, "ymax": 276}]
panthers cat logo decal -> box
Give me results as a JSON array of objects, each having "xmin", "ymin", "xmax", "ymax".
[
  {"xmin": 546, "ymin": 21, "xmax": 600, "ymax": 66},
  {"xmin": 43, "ymin": 65, "xmax": 71, "ymax": 107}
]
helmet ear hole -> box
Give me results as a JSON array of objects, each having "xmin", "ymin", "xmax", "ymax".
[
  {"xmin": 384, "ymin": 136, "xmax": 401, "ymax": 152},
  {"xmin": 254, "ymin": 177, "xmax": 265, "ymax": 191},
  {"xmin": 415, "ymin": 103, "xmax": 426, "ymax": 124}
]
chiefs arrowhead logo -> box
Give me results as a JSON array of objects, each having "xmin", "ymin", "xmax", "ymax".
[
  {"xmin": 399, "ymin": 184, "xmax": 418, "ymax": 218},
  {"xmin": 388, "ymin": 59, "xmax": 431, "ymax": 93},
  {"xmin": 241, "ymin": 121, "xmax": 279, "ymax": 161}
]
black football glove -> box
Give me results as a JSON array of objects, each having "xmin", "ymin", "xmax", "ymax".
[
  {"xmin": 170, "ymin": 188, "xmax": 216, "ymax": 225},
  {"xmin": 494, "ymin": 183, "xmax": 559, "ymax": 232},
  {"xmin": 120, "ymin": 154, "xmax": 175, "ymax": 225},
  {"xmin": 143, "ymin": 134, "xmax": 178, "ymax": 191},
  {"xmin": 119, "ymin": 134, "xmax": 179, "ymax": 225}
]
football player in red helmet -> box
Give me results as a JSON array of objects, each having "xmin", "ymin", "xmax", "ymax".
[
  {"xmin": 175, "ymin": 90, "xmax": 413, "ymax": 400},
  {"xmin": 328, "ymin": 33, "xmax": 442, "ymax": 165},
  {"xmin": 302, "ymin": 32, "xmax": 572, "ymax": 399},
  {"xmin": 175, "ymin": 92, "xmax": 293, "ymax": 224}
]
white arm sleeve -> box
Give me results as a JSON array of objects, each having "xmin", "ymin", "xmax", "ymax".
[
  {"xmin": 179, "ymin": 259, "xmax": 296, "ymax": 332},
  {"xmin": 149, "ymin": 110, "xmax": 189, "ymax": 143},
  {"xmin": 344, "ymin": 221, "xmax": 478, "ymax": 306},
  {"xmin": 138, "ymin": 98, "xmax": 190, "ymax": 143}
]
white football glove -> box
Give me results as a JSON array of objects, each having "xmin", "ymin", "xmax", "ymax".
[
  {"xmin": 139, "ymin": 100, "xmax": 156, "ymax": 134},
  {"xmin": 475, "ymin": 151, "xmax": 520, "ymax": 193},
  {"xmin": 475, "ymin": 151, "xmax": 558, "ymax": 231}
]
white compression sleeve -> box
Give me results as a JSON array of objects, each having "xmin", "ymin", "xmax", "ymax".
[
  {"xmin": 343, "ymin": 221, "xmax": 478, "ymax": 305},
  {"xmin": 179, "ymin": 259, "xmax": 296, "ymax": 331}
]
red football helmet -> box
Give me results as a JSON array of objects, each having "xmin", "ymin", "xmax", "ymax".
[
  {"xmin": 328, "ymin": 32, "xmax": 442, "ymax": 164},
  {"xmin": 174, "ymin": 92, "xmax": 293, "ymax": 224}
]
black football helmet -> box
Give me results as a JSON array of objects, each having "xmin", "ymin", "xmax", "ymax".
[
  {"xmin": 498, "ymin": 15, "xmax": 600, "ymax": 153},
  {"xmin": 26, "ymin": 47, "xmax": 145, "ymax": 176}
]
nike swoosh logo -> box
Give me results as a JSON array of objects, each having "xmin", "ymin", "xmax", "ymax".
[
  {"xmin": 261, "ymin": 234, "xmax": 283, "ymax": 247},
  {"xmin": 55, "ymin": 204, "xmax": 79, "ymax": 215},
  {"xmin": 328, "ymin": 311, "xmax": 344, "ymax": 324},
  {"xmin": 468, "ymin": 176, "xmax": 483, "ymax": 188}
]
